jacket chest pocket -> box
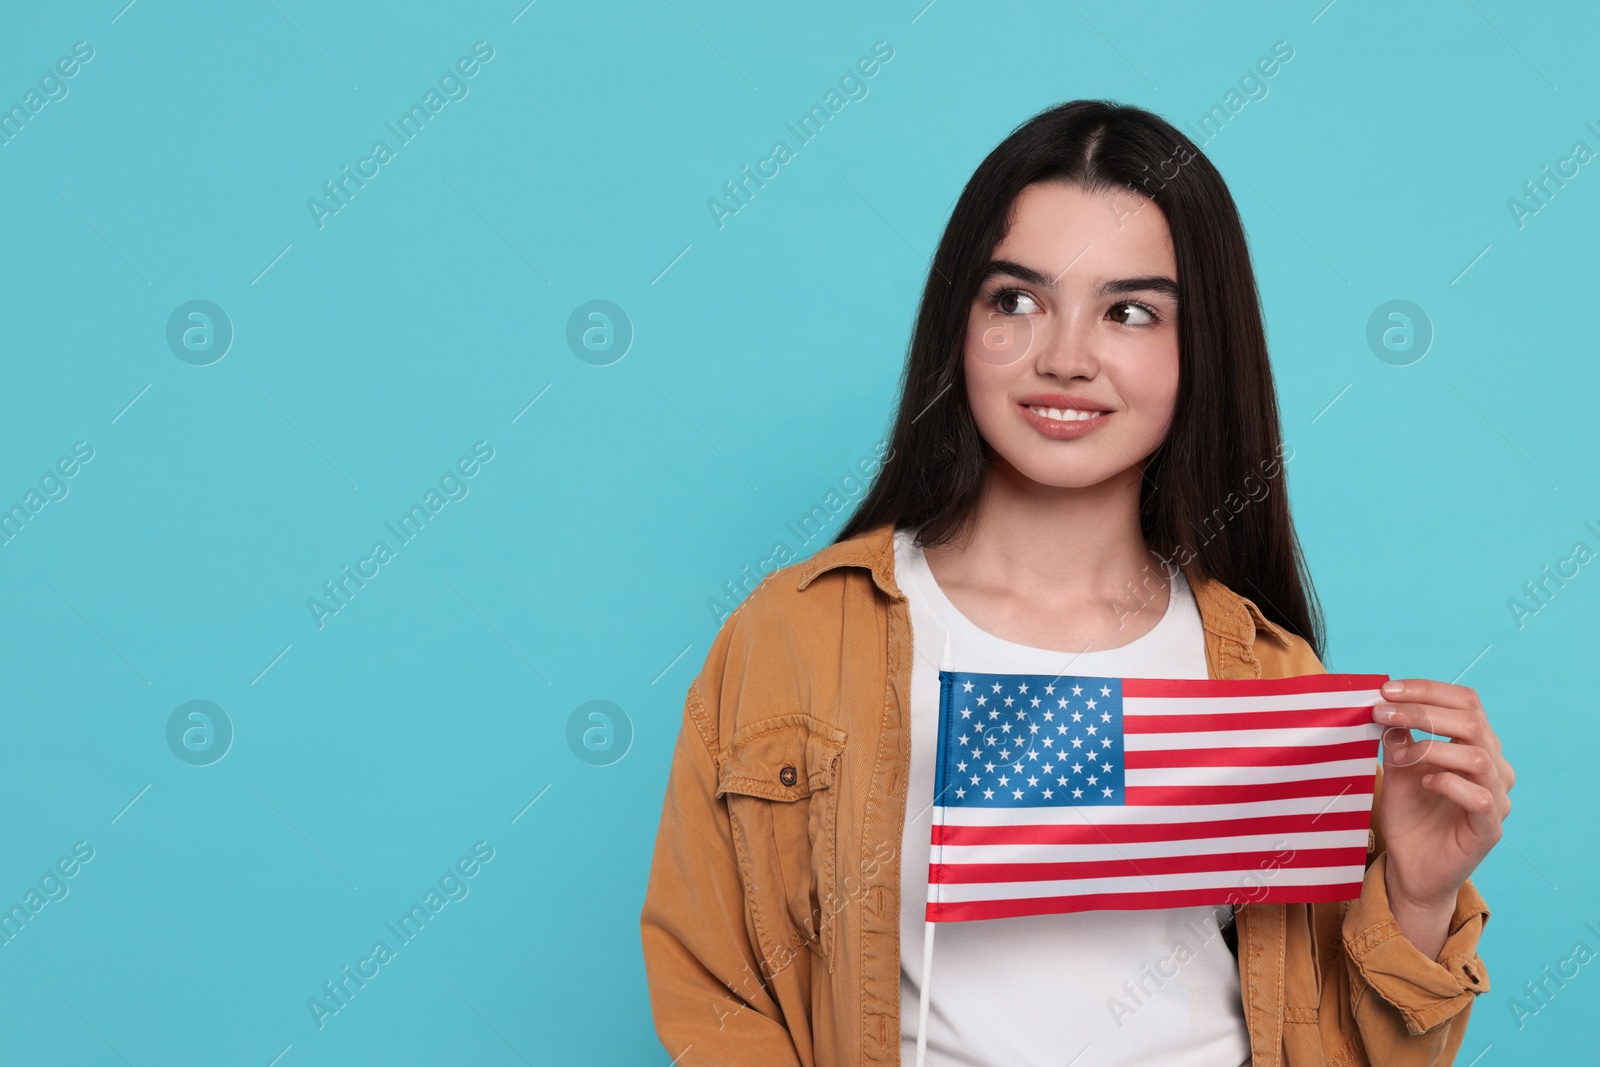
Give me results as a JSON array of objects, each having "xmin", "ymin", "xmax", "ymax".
[{"xmin": 716, "ymin": 714, "xmax": 848, "ymax": 976}]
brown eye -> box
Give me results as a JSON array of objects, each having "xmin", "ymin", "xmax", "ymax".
[
  {"xmin": 992, "ymin": 289, "xmax": 1041, "ymax": 316},
  {"xmin": 1109, "ymin": 301, "xmax": 1157, "ymax": 326}
]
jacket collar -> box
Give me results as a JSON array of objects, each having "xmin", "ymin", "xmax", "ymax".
[{"xmin": 794, "ymin": 520, "xmax": 1294, "ymax": 651}]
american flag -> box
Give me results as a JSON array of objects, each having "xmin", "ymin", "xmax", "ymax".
[{"xmin": 926, "ymin": 670, "xmax": 1387, "ymax": 922}]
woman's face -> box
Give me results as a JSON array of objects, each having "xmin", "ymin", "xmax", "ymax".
[{"xmin": 963, "ymin": 180, "xmax": 1181, "ymax": 491}]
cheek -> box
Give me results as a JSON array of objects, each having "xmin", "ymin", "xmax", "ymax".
[
  {"xmin": 1119, "ymin": 342, "xmax": 1180, "ymax": 426},
  {"xmin": 961, "ymin": 344, "xmax": 1021, "ymax": 430}
]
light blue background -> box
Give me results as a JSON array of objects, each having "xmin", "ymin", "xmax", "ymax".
[{"xmin": 0, "ymin": 1, "xmax": 1594, "ymax": 1063}]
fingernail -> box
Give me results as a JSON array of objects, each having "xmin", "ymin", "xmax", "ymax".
[
  {"xmin": 1381, "ymin": 680, "xmax": 1403, "ymax": 697},
  {"xmin": 1375, "ymin": 704, "xmax": 1397, "ymax": 721}
]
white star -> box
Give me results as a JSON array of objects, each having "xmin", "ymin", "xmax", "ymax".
[
  {"xmin": 977, "ymin": 695, "xmax": 988, "ymax": 706},
  {"xmin": 1071, "ymin": 737, "xmax": 1083, "ymax": 748},
  {"xmin": 1072, "ymin": 787, "xmax": 1084, "ymax": 798},
  {"xmin": 998, "ymin": 775, "xmax": 1010, "ymax": 786},
  {"xmin": 1012, "ymin": 761, "xmax": 1023, "ymax": 772},
  {"xmin": 1102, "ymin": 786, "xmax": 1113, "ymax": 797},
  {"xmin": 960, "ymin": 708, "xmax": 971, "ymax": 719},
  {"xmin": 1101, "ymin": 738, "xmax": 1113, "ymax": 748},
  {"xmin": 969, "ymin": 774, "xmax": 980, "ymax": 785},
  {"xmin": 1071, "ymin": 711, "xmax": 1083, "ymax": 722},
  {"xmin": 1043, "ymin": 710, "xmax": 1054, "ymax": 721},
  {"xmin": 1086, "ymin": 725, "xmax": 1098, "ymax": 736},
  {"xmin": 1057, "ymin": 697, "xmax": 1068, "ymax": 709},
  {"xmin": 970, "ymin": 748, "xmax": 981, "ymax": 758},
  {"xmin": 1086, "ymin": 698, "xmax": 1098, "ymax": 710},
  {"xmin": 1030, "ymin": 697, "xmax": 1041, "ymax": 708},
  {"xmin": 1042, "ymin": 788, "xmax": 1053, "ymax": 799},
  {"xmin": 958, "ymin": 734, "xmax": 970, "ymax": 746},
  {"xmin": 1100, "ymin": 686, "xmax": 1111, "ymax": 697},
  {"xmin": 1071, "ymin": 762, "xmax": 1083, "ymax": 774},
  {"xmin": 1003, "ymin": 696, "xmax": 1014, "ymax": 707},
  {"xmin": 1057, "ymin": 724, "xmax": 1068, "ymax": 735},
  {"xmin": 1045, "ymin": 684, "xmax": 1055, "ymax": 695},
  {"xmin": 955, "ymin": 788, "xmax": 965, "ymax": 798},
  {"xmin": 985, "ymin": 735, "xmax": 996, "ymax": 747},
  {"xmin": 1102, "ymin": 762, "xmax": 1112, "ymax": 772},
  {"xmin": 1071, "ymin": 685, "xmax": 1083, "ymax": 696},
  {"xmin": 1016, "ymin": 709, "xmax": 1026, "ymax": 720},
  {"xmin": 1018, "ymin": 682, "xmax": 1029, "ymax": 694},
  {"xmin": 1026, "ymin": 749, "xmax": 1039, "ymax": 761},
  {"xmin": 1042, "ymin": 738, "xmax": 1054, "ymax": 748},
  {"xmin": 999, "ymin": 749, "xmax": 1011, "ymax": 760},
  {"xmin": 984, "ymin": 788, "xmax": 994, "ymax": 799},
  {"xmin": 1087, "ymin": 774, "xmax": 1099, "ymax": 785},
  {"xmin": 1101, "ymin": 711, "xmax": 1112, "ymax": 723},
  {"xmin": 1027, "ymin": 776, "xmax": 1039, "ymax": 787},
  {"xmin": 1028, "ymin": 723, "xmax": 1040, "ymax": 734},
  {"xmin": 1012, "ymin": 789, "xmax": 1024, "ymax": 799},
  {"xmin": 962, "ymin": 681, "xmax": 974, "ymax": 692},
  {"xmin": 1057, "ymin": 776, "xmax": 1069, "ymax": 786},
  {"xmin": 1042, "ymin": 763, "xmax": 1054, "ymax": 774},
  {"xmin": 1000, "ymin": 723, "xmax": 1012, "ymax": 734},
  {"xmin": 956, "ymin": 760, "xmax": 967, "ymax": 771},
  {"xmin": 991, "ymin": 682, "xmax": 1002, "ymax": 693},
  {"xmin": 985, "ymin": 762, "xmax": 996, "ymax": 773}
]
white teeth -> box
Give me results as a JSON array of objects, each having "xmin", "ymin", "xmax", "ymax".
[{"xmin": 1028, "ymin": 406, "xmax": 1103, "ymax": 422}]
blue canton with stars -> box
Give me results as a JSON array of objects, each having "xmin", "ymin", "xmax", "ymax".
[{"xmin": 933, "ymin": 672, "xmax": 1126, "ymax": 807}]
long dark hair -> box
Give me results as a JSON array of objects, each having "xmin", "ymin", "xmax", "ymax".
[{"xmin": 835, "ymin": 99, "xmax": 1325, "ymax": 658}]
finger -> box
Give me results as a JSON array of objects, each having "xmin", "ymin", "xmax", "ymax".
[
  {"xmin": 1374, "ymin": 701, "xmax": 1499, "ymax": 755},
  {"xmin": 1381, "ymin": 718, "xmax": 1513, "ymax": 796},
  {"xmin": 1420, "ymin": 770, "xmax": 1505, "ymax": 840},
  {"xmin": 1386, "ymin": 737, "xmax": 1503, "ymax": 793},
  {"xmin": 1381, "ymin": 678, "xmax": 1482, "ymax": 713},
  {"xmin": 1393, "ymin": 736, "xmax": 1511, "ymax": 823}
]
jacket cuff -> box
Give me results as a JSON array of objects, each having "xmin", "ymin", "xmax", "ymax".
[{"xmin": 1342, "ymin": 852, "xmax": 1491, "ymax": 1035}]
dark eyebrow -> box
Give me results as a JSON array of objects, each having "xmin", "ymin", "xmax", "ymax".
[{"xmin": 981, "ymin": 259, "xmax": 1179, "ymax": 301}]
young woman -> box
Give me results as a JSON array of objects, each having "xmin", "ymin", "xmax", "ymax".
[{"xmin": 641, "ymin": 100, "xmax": 1512, "ymax": 1067}]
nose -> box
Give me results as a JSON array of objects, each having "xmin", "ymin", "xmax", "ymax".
[{"xmin": 1031, "ymin": 303, "xmax": 1100, "ymax": 382}]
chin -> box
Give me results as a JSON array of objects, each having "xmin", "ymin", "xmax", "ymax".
[{"xmin": 1001, "ymin": 451, "xmax": 1129, "ymax": 490}]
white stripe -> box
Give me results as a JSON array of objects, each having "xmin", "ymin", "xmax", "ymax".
[
  {"xmin": 934, "ymin": 791, "xmax": 1372, "ymax": 826},
  {"xmin": 1123, "ymin": 690, "xmax": 1383, "ymax": 716},
  {"xmin": 1124, "ymin": 723, "xmax": 1383, "ymax": 751},
  {"xmin": 933, "ymin": 828, "xmax": 1368, "ymax": 865},
  {"xmin": 1126, "ymin": 757, "xmax": 1378, "ymax": 787},
  {"xmin": 927, "ymin": 864, "xmax": 1366, "ymax": 903}
]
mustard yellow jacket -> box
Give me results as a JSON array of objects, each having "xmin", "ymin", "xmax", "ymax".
[{"xmin": 641, "ymin": 521, "xmax": 1490, "ymax": 1066}]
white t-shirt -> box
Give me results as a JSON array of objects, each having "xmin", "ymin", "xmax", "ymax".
[{"xmin": 895, "ymin": 527, "xmax": 1252, "ymax": 1067}]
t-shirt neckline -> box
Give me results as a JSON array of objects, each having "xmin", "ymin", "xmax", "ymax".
[{"xmin": 894, "ymin": 526, "xmax": 1191, "ymax": 671}]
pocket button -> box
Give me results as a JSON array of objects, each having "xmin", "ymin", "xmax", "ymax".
[{"xmin": 779, "ymin": 765, "xmax": 798, "ymax": 787}]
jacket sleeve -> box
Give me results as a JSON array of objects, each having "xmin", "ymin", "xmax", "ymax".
[
  {"xmin": 1335, "ymin": 762, "xmax": 1491, "ymax": 1063},
  {"xmin": 639, "ymin": 672, "xmax": 806, "ymax": 1067}
]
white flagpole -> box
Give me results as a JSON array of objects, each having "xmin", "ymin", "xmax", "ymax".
[
  {"xmin": 916, "ymin": 628, "xmax": 956, "ymax": 1065},
  {"xmin": 916, "ymin": 919, "xmax": 937, "ymax": 1064}
]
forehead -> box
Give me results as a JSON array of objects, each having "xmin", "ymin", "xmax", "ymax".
[{"xmin": 992, "ymin": 180, "xmax": 1177, "ymax": 281}]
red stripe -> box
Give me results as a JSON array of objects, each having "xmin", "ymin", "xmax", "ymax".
[
  {"xmin": 1123, "ymin": 706, "xmax": 1375, "ymax": 732},
  {"xmin": 1125, "ymin": 774, "xmax": 1375, "ymax": 806},
  {"xmin": 925, "ymin": 880, "xmax": 1364, "ymax": 921},
  {"xmin": 1124, "ymin": 740, "xmax": 1378, "ymax": 769},
  {"xmin": 931, "ymin": 808, "xmax": 1371, "ymax": 846},
  {"xmin": 1121, "ymin": 674, "xmax": 1387, "ymax": 699},
  {"xmin": 930, "ymin": 846, "xmax": 1368, "ymax": 884}
]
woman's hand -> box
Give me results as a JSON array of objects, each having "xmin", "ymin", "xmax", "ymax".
[{"xmin": 1371, "ymin": 678, "xmax": 1514, "ymax": 959}]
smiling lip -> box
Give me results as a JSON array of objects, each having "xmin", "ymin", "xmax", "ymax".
[{"xmin": 1016, "ymin": 394, "xmax": 1114, "ymax": 440}]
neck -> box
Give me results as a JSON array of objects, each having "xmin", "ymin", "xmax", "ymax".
[{"xmin": 934, "ymin": 457, "xmax": 1162, "ymax": 599}]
